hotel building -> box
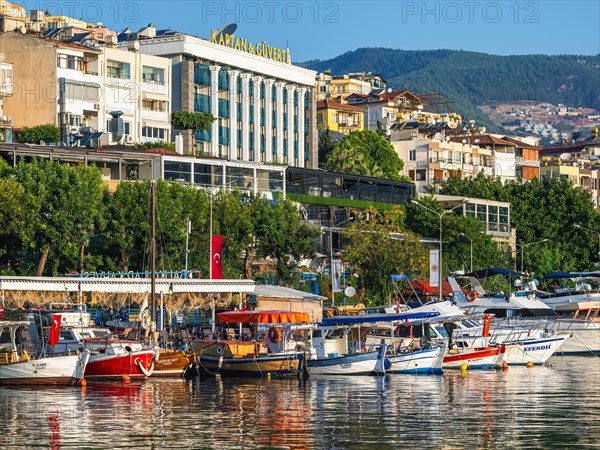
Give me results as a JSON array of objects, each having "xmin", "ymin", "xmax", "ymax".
[{"xmin": 120, "ymin": 26, "xmax": 318, "ymax": 168}]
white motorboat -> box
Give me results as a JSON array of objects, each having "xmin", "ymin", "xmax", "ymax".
[{"xmin": 0, "ymin": 321, "xmax": 90, "ymax": 385}]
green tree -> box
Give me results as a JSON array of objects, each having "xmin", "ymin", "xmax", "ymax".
[
  {"xmin": 18, "ymin": 124, "xmax": 60, "ymax": 144},
  {"xmin": 336, "ymin": 130, "xmax": 404, "ymax": 180},
  {"xmin": 440, "ymin": 174, "xmax": 600, "ymax": 274},
  {"xmin": 254, "ymin": 200, "xmax": 319, "ymax": 279},
  {"xmin": 318, "ymin": 128, "xmax": 337, "ymax": 166},
  {"xmin": 324, "ymin": 139, "xmax": 364, "ymax": 174},
  {"xmin": 14, "ymin": 159, "xmax": 106, "ymax": 276},
  {"xmin": 171, "ymin": 111, "xmax": 214, "ymax": 134},
  {"xmin": 0, "ymin": 178, "xmax": 39, "ymax": 273},
  {"xmin": 342, "ymin": 207, "xmax": 428, "ymax": 305}
]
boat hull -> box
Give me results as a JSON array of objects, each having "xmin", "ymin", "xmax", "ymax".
[
  {"xmin": 502, "ymin": 336, "xmax": 568, "ymax": 365},
  {"xmin": 443, "ymin": 347, "xmax": 501, "ymax": 370},
  {"xmin": 554, "ymin": 328, "xmax": 600, "ymax": 355},
  {"xmin": 307, "ymin": 351, "xmax": 380, "ymax": 376},
  {"xmin": 152, "ymin": 350, "xmax": 195, "ymax": 377},
  {"xmin": 0, "ymin": 352, "xmax": 89, "ymax": 385},
  {"xmin": 383, "ymin": 347, "xmax": 444, "ymax": 374},
  {"xmin": 198, "ymin": 353, "xmax": 302, "ymax": 377},
  {"xmin": 85, "ymin": 350, "xmax": 155, "ymax": 379}
]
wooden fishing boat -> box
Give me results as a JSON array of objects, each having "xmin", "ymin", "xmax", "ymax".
[
  {"xmin": 152, "ymin": 349, "xmax": 196, "ymax": 377},
  {"xmin": 194, "ymin": 340, "xmax": 302, "ymax": 377},
  {"xmin": 193, "ymin": 310, "xmax": 310, "ymax": 378}
]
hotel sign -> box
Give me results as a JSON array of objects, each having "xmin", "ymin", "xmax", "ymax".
[{"xmin": 211, "ymin": 29, "xmax": 291, "ymax": 64}]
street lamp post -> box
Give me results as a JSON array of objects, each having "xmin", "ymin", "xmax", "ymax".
[
  {"xmin": 574, "ymin": 224, "xmax": 600, "ymax": 261},
  {"xmin": 411, "ymin": 200, "xmax": 466, "ymax": 301},
  {"xmin": 459, "ymin": 232, "xmax": 473, "ymax": 272},
  {"xmin": 516, "ymin": 239, "xmax": 549, "ymax": 273},
  {"xmin": 326, "ymin": 217, "xmax": 354, "ymax": 307}
]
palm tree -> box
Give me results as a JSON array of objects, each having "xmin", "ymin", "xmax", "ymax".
[{"xmin": 324, "ymin": 140, "xmax": 364, "ymax": 174}]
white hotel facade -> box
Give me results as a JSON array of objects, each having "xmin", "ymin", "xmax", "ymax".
[{"xmin": 132, "ymin": 29, "xmax": 318, "ymax": 169}]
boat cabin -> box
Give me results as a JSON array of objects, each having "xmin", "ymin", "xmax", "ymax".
[{"xmin": 0, "ymin": 321, "xmax": 31, "ymax": 364}]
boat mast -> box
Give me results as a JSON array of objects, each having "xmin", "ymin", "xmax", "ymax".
[{"xmin": 150, "ymin": 180, "xmax": 156, "ymax": 332}]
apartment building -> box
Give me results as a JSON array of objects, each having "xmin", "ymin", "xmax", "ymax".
[{"xmin": 0, "ymin": 32, "xmax": 171, "ymax": 145}]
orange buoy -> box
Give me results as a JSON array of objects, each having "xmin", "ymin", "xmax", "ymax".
[
  {"xmin": 122, "ymin": 375, "xmax": 131, "ymax": 383},
  {"xmin": 502, "ymin": 362, "xmax": 509, "ymax": 371},
  {"xmin": 526, "ymin": 361, "xmax": 534, "ymax": 368},
  {"xmin": 79, "ymin": 379, "xmax": 87, "ymax": 387}
]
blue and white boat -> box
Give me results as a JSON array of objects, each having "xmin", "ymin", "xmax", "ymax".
[
  {"xmin": 311, "ymin": 311, "xmax": 442, "ymax": 376},
  {"xmin": 382, "ymin": 344, "xmax": 445, "ymax": 374}
]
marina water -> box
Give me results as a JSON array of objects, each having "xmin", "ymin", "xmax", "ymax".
[{"xmin": 0, "ymin": 356, "xmax": 597, "ymax": 449}]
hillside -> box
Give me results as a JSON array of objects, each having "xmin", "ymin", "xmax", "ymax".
[{"xmin": 302, "ymin": 49, "xmax": 600, "ymax": 133}]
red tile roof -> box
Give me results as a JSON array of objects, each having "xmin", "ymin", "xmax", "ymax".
[{"xmin": 317, "ymin": 99, "xmax": 365, "ymax": 112}]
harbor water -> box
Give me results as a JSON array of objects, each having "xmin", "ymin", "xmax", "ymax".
[{"xmin": 0, "ymin": 356, "xmax": 598, "ymax": 449}]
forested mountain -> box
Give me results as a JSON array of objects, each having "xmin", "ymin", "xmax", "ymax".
[{"xmin": 302, "ymin": 49, "xmax": 600, "ymax": 132}]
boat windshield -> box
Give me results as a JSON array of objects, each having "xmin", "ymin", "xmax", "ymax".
[{"xmin": 435, "ymin": 325, "xmax": 448, "ymax": 338}]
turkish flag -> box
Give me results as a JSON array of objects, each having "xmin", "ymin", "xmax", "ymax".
[
  {"xmin": 211, "ymin": 235, "xmax": 223, "ymax": 279},
  {"xmin": 49, "ymin": 314, "xmax": 61, "ymax": 346}
]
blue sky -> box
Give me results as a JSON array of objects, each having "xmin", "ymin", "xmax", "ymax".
[{"xmin": 28, "ymin": 1, "xmax": 600, "ymax": 61}]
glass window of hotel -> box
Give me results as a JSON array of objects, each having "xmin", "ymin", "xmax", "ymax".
[
  {"xmin": 476, "ymin": 204, "xmax": 487, "ymax": 223},
  {"xmin": 488, "ymin": 205, "xmax": 498, "ymax": 231},
  {"xmin": 465, "ymin": 202, "xmax": 476, "ymax": 218},
  {"xmin": 194, "ymin": 163, "xmax": 222, "ymax": 187},
  {"xmin": 499, "ymin": 206, "xmax": 509, "ymax": 232},
  {"xmin": 107, "ymin": 60, "xmax": 130, "ymax": 79},
  {"xmin": 142, "ymin": 66, "xmax": 165, "ymax": 85},
  {"xmin": 226, "ymin": 167, "xmax": 253, "ymax": 189},
  {"xmin": 454, "ymin": 151, "xmax": 462, "ymax": 164},
  {"xmin": 164, "ymin": 161, "xmax": 191, "ymax": 182},
  {"xmin": 409, "ymin": 149, "xmax": 416, "ymax": 161}
]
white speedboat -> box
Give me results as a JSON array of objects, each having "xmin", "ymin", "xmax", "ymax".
[
  {"xmin": 0, "ymin": 321, "xmax": 90, "ymax": 385},
  {"xmin": 307, "ymin": 325, "xmax": 386, "ymax": 376}
]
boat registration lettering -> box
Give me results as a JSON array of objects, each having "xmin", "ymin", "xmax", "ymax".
[
  {"xmin": 523, "ymin": 344, "xmax": 551, "ymax": 352},
  {"xmin": 340, "ymin": 363, "xmax": 351, "ymax": 369}
]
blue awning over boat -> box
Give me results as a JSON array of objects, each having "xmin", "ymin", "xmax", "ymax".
[
  {"xmin": 461, "ymin": 268, "xmax": 525, "ymax": 279},
  {"xmin": 544, "ymin": 271, "xmax": 600, "ymax": 279},
  {"xmin": 321, "ymin": 311, "xmax": 440, "ymax": 326}
]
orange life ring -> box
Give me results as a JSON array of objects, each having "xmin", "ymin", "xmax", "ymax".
[
  {"xmin": 466, "ymin": 291, "xmax": 477, "ymax": 302},
  {"xmin": 267, "ymin": 326, "xmax": 283, "ymax": 343}
]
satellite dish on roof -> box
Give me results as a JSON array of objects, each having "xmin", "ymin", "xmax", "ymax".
[
  {"xmin": 344, "ymin": 286, "xmax": 356, "ymax": 298},
  {"xmin": 434, "ymin": 132, "xmax": 444, "ymax": 141},
  {"xmin": 215, "ymin": 23, "xmax": 237, "ymax": 40},
  {"xmin": 559, "ymin": 153, "xmax": 572, "ymax": 161}
]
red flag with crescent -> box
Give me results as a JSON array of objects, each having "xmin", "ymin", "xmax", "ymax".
[
  {"xmin": 49, "ymin": 314, "xmax": 61, "ymax": 345},
  {"xmin": 212, "ymin": 235, "xmax": 223, "ymax": 279}
]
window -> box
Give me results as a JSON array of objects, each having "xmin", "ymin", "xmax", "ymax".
[
  {"xmin": 332, "ymin": 113, "xmax": 338, "ymax": 123},
  {"xmin": 57, "ymin": 54, "xmax": 86, "ymax": 71},
  {"xmin": 142, "ymin": 99, "xmax": 167, "ymax": 112},
  {"xmin": 142, "ymin": 127, "xmax": 166, "ymax": 139},
  {"xmin": 142, "ymin": 66, "xmax": 165, "ymax": 85},
  {"xmin": 107, "ymin": 60, "xmax": 130, "ymax": 79},
  {"xmin": 409, "ymin": 149, "xmax": 416, "ymax": 161}
]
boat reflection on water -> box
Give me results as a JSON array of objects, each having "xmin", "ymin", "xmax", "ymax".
[{"xmin": 0, "ymin": 358, "xmax": 596, "ymax": 448}]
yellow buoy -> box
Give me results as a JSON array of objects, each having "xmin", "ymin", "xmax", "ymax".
[
  {"xmin": 460, "ymin": 362, "xmax": 469, "ymax": 371},
  {"xmin": 266, "ymin": 372, "xmax": 271, "ymax": 378},
  {"xmin": 526, "ymin": 361, "xmax": 534, "ymax": 368}
]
